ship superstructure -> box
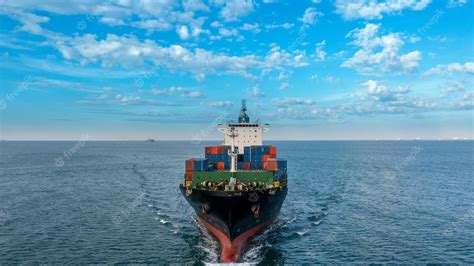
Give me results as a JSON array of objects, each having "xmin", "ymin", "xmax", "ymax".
[{"xmin": 179, "ymin": 100, "xmax": 288, "ymax": 262}]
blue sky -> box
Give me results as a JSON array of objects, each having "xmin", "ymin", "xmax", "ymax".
[{"xmin": 0, "ymin": 0, "xmax": 472, "ymax": 140}]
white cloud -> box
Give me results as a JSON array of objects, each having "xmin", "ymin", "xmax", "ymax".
[
  {"xmin": 182, "ymin": 0, "xmax": 210, "ymax": 12},
  {"xmin": 248, "ymin": 85, "xmax": 265, "ymax": 97},
  {"xmin": 279, "ymin": 82, "xmax": 289, "ymax": 90},
  {"xmin": 358, "ymin": 80, "xmax": 410, "ymax": 102},
  {"xmin": 272, "ymin": 97, "xmax": 316, "ymax": 107},
  {"xmin": 206, "ymin": 101, "xmax": 233, "ymax": 107},
  {"xmin": 240, "ymin": 23, "xmax": 260, "ymax": 33},
  {"xmin": 265, "ymin": 22, "xmax": 294, "ymax": 29},
  {"xmin": 132, "ymin": 19, "xmax": 173, "ymax": 33},
  {"xmin": 335, "ymin": 0, "xmax": 431, "ymax": 20},
  {"xmin": 214, "ymin": 0, "xmax": 255, "ymax": 22},
  {"xmin": 425, "ymin": 62, "xmax": 474, "ymax": 76},
  {"xmin": 177, "ymin": 25, "xmax": 190, "ymax": 40},
  {"xmin": 150, "ymin": 86, "xmax": 204, "ymax": 98},
  {"xmin": 448, "ymin": 0, "xmax": 469, "ymax": 7},
  {"xmin": 342, "ymin": 23, "xmax": 422, "ymax": 75},
  {"xmin": 299, "ymin": 7, "xmax": 324, "ymax": 25},
  {"xmin": 314, "ymin": 40, "xmax": 327, "ymax": 61},
  {"xmin": 218, "ymin": 27, "xmax": 239, "ymax": 37}
]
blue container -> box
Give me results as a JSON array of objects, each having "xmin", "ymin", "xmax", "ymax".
[
  {"xmin": 207, "ymin": 154, "xmax": 225, "ymax": 163},
  {"xmin": 237, "ymin": 162, "xmax": 244, "ymax": 169},
  {"xmin": 244, "ymin": 154, "xmax": 251, "ymax": 162},
  {"xmin": 251, "ymin": 154, "xmax": 263, "ymax": 162},
  {"xmin": 224, "ymin": 160, "xmax": 230, "ymax": 169},
  {"xmin": 251, "ymin": 161, "xmax": 263, "ymax": 169},
  {"xmin": 251, "ymin": 146, "xmax": 262, "ymax": 155},
  {"xmin": 251, "ymin": 145, "xmax": 271, "ymax": 155},
  {"xmin": 244, "ymin": 146, "xmax": 251, "ymax": 155},
  {"xmin": 277, "ymin": 160, "xmax": 287, "ymax": 169},
  {"xmin": 272, "ymin": 170, "xmax": 287, "ymax": 181},
  {"xmin": 194, "ymin": 158, "xmax": 209, "ymax": 171},
  {"xmin": 208, "ymin": 164, "xmax": 215, "ymax": 171}
]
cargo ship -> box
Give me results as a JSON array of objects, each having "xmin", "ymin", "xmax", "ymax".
[{"xmin": 179, "ymin": 100, "xmax": 288, "ymax": 262}]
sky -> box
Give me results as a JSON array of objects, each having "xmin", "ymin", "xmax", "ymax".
[{"xmin": 0, "ymin": 0, "xmax": 473, "ymax": 140}]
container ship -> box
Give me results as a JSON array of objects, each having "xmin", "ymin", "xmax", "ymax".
[{"xmin": 179, "ymin": 100, "xmax": 288, "ymax": 262}]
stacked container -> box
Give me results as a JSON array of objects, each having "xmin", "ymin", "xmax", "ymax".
[{"xmin": 185, "ymin": 158, "xmax": 209, "ymax": 180}]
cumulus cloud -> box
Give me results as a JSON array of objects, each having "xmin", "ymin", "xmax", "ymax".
[
  {"xmin": 342, "ymin": 23, "xmax": 421, "ymax": 75},
  {"xmin": 177, "ymin": 25, "xmax": 190, "ymax": 40},
  {"xmin": 272, "ymin": 97, "xmax": 316, "ymax": 107},
  {"xmin": 265, "ymin": 22, "xmax": 294, "ymax": 29},
  {"xmin": 357, "ymin": 80, "xmax": 410, "ymax": 102},
  {"xmin": 335, "ymin": 0, "xmax": 431, "ymax": 20},
  {"xmin": 150, "ymin": 87, "xmax": 204, "ymax": 98},
  {"xmin": 448, "ymin": 0, "xmax": 469, "ymax": 7},
  {"xmin": 240, "ymin": 23, "xmax": 260, "ymax": 33},
  {"xmin": 43, "ymin": 33, "xmax": 307, "ymax": 80},
  {"xmin": 314, "ymin": 40, "xmax": 327, "ymax": 61},
  {"xmin": 299, "ymin": 7, "xmax": 324, "ymax": 25},
  {"xmin": 205, "ymin": 101, "xmax": 233, "ymax": 108},
  {"xmin": 212, "ymin": 0, "xmax": 255, "ymax": 22},
  {"xmin": 425, "ymin": 62, "xmax": 474, "ymax": 76},
  {"xmin": 247, "ymin": 85, "xmax": 265, "ymax": 97}
]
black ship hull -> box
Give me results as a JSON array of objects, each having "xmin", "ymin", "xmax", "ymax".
[{"xmin": 179, "ymin": 185, "xmax": 287, "ymax": 262}]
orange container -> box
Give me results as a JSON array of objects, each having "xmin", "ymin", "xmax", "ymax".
[
  {"xmin": 243, "ymin": 162, "xmax": 250, "ymax": 170},
  {"xmin": 216, "ymin": 145, "xmax": 225, "ymax": 155},
  {"xmin": 269, "ymin": 154, "xmax": 276, "ymax": 159},
  {"xmin": 216, "ymin": 162, "xmax": 225, "ymax": 170},
  {"xmin": 263, "ymin": 154, "xmax": 270, "ymax": 162},
  {"xmin": 270, "ymin": 146, "xmax": 277, "ymax": 155},
  {"xmin": 265, "ymin": 158, "xmax": 278, "ymax": 171},
  {"xmin": 185, "ymin": 170, "xmax": 194, "ymax": 180},
  {"xmin": 185, "ymin": 159, "xmax": 195, "ymax": 171}
]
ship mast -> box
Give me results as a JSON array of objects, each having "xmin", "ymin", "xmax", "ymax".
[{"xmin": 228, "ymin": 126, "xmax": 238, "ymax": 173}]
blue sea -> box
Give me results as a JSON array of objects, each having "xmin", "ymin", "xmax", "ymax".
[{"xmin": 0, "ymin": 141, "xmax": 473, "ymax": 264}]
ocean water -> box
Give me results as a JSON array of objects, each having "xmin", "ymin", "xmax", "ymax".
[{"xmin": 0, "ymin": 141, "xmax": 473, "ymax": 264}]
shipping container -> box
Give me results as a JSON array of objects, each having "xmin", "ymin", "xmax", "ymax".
[
  {"xmin": 185, "ymin": 170, "xmax": 194, "ymax": 180},
  {"xmin": 270, "ymin": 146, "xmax": 277, "ymax": 155},
  {"xmin": 265, "ymin": 158, "xmax": 278, "ymax": 171},
  {"xmin": 277, "ymin": 160, "xmax": 287, "ymax": 169},
  {"xmin": 216, "ymin": 162, "xmax": 225, "ymax": 170},
  {"xmin": 237, "ymin": 162, "xmax": 244, "ymax": 169},
  {"xmin": 243, "ymin": 162, "xmax": 250, "ymax": 170},
  {"xmin": 185, "ymin": 159, "xmax": 195, "ymax": 171},
  {"xmin": 251, "ymin": 161, "xmax": 263, "ymax": 169},
  {"xmin": 194, "ymin": 158, "xmax": 209, "ymax": 171},
  {"xmin": 243, "ymin": 154, "xmax": 250, "ymax": 162},
  {"xmin": 244, "ymin": 146, "xmax": 251, "ymax": 155},
  {"xmin": 251, "ymin": 154, "xmax": 264, "ymax": 162},
  {"xmin": 208, "ymin": 164, "xmax": 216, "ymax": 171},
  {"xmin": 263, "ymin": 154, "xmax": 270, "ymax": 162},
  {"xmin": 269, "ymin": 154, "xmax": 276, "ymax": 159},
  {"xmin": 206, "ymin": 154, "xmax": 225, "ymax": 163},
  {"xmin": 251, "ymin": 145, "xmax": 272, "ymax": 155}
]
